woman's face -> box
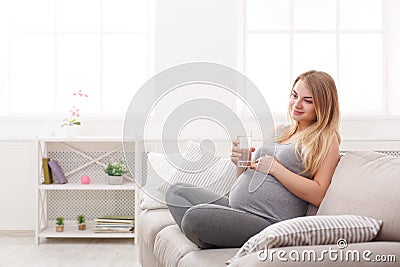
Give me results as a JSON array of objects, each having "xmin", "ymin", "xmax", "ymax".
[{"xmin": 289, "ymin": 80, "xmax": 317, "ymax": 129}]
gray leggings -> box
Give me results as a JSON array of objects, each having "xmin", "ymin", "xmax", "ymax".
[{"xmin": 165, "ymin": 183, "xmax": 273, "ymax": 249}]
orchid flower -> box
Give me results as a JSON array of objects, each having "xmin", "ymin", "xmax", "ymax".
[{"xmin": 61, "ymin": 90, "xmax": 89, "ymax": 127}]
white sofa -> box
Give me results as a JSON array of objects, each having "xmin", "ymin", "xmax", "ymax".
[{"xmin": 137, "ymin": 150, "xmax": 400, "ymax": 266}]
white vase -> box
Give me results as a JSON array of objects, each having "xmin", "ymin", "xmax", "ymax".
[
  {"xmin": 107, "ymin": 175, "xmax": 124, "ymax": 185},
  {"xmin": 64, "ymin": 125, "xmax": 81, "ymax": 138}
]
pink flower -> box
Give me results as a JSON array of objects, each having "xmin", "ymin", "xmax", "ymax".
[{"xmin": 61, "ymin": 90, "xmax": 89, "ymax": 127}]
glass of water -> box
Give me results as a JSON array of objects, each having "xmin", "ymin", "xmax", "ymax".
[{"xmin": 237, "ymin": 135, "xmax": 252, "ymax": 168}]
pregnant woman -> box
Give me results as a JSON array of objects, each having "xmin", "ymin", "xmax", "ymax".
[{"xmin": 166, "ymin": 70, "xmax": 341, "ymax": 248}]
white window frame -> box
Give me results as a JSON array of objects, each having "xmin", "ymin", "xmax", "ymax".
[
  {"xmin": 0, "ymin": 0, "xmax": 150, "ymax": 118},
  {"xmin": 243, "ymin": 0, "xmax": 400, "ymax": 119}
]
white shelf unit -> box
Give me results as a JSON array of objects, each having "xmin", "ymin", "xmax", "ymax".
[
  {"xmin": 35, "ymin": 137, "xmax": 138, "ymax": 245},
  {"xmin": 38, "ymin": 183, "xmax": 135, "ymax": 190},
  {"xmin": 38, "ymin": 224, "xmax": 135, "ymax": 239}
]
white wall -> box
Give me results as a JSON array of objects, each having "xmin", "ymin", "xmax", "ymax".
[
  {"xmin": 0, "ymin": 140, "xmax": 35, "ymax": 230},
  {"xmin": 0, "ymin": 117, "xmax": 125, "ymax": 139}
]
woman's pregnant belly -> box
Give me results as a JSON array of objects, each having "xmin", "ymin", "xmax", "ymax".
[{"xmin": 228, "ymin": 169, "xmax": 308, "ymax": 223}]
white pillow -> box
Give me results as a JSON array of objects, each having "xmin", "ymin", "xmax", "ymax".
[
  {"xmin": 139, "ymin": 152, "xmax": 178, "ymax": 210},
  {"xmin": 147, "ymin": 152, "xmax": 178, "ymax": 181},
  {"xmin": 226, "ymin": 215, "xmax": 382, "ymax": 265},
  {"xmin": 139, "ymin": 194, "xmax": 168, "ymax": 210},
  {"xmin": 158, "ymin": 141, "xmax": 236, "ymax": 197}
]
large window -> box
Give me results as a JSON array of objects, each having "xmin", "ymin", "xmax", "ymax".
[
  {"xmin": 0, "ymin": 0, "xmax": 148, "ymax": 116},
  {"xmin": 245, "ymin": 0, "xmax": 400, "ymax": 116}
]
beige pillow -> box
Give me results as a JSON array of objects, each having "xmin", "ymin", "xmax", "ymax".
[
  {"xmin": 226, "ymin": 214, "xmax": 382, "ymax": 265},
  {"xmin": 317, "ymin": 151, "xmax": 400, "ymax": 241}
]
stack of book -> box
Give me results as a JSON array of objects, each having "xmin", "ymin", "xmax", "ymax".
[{"xmin": 94, "ymin": 215, "xmax": 134, "ymax": 233}]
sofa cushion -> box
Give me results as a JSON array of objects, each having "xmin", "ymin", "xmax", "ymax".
[
  {"xmin": 137, "ymin": 209, "xmax": 176, "ymax": 250},
  {"xmin": 317, "ymin": 151, "xmax": 400, "ymax": 241},
  {"xmin": 178, "ymin": 248, "xmax": 238, "ymax": 267},
  {"xmin": 227, "ymin": 214, "xmax": 382, "ymax": 264},
  {"xmin": 154, "ymin": 224, "xmax": 200, "ymax": 267}
]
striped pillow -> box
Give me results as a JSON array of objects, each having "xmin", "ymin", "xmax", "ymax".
[
  {"xmin": 158, "ymin": 141, "xmax": 236, "ymax": 196},
  {"xmin": 227, "ymin": 215, "xmax": 382, "ymax": 265}
]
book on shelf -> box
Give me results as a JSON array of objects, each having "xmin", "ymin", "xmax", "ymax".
[
  {"xmin": 95, "ymin": 219, "xmax": 134, "ymax": 224},
  {"xmin": 42, "ymin": 158, "xmax": 53, "ymax": 184},
  {"xmin": 93, "ymin": 224, "xmax": 133, "ymax": 228},
  {"xmin": 48, "ymin": 160, "xmax": 68, "ymax": 184},
  {"xmin": 94, "ymin": 215, "xmax": 134, "ymax": 233},
  {"xmin": 93, "ymin": 227, "xmax": 134, "ymax": 233},
  {"xmin": 98, "ymin": 215, "xmax": 134, "ymax": 220}
]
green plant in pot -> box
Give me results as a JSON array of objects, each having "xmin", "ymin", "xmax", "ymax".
[
  {"xmin": 77, "ymin": 214, "xmax": 86, "ymax": 231},
  {"xmin": 56, "ymin": 216, "xmax": 64, "ymax": 232},
  {"xmin": 104, "ymin": 160, "xmax": 128, "ymax": 185}
]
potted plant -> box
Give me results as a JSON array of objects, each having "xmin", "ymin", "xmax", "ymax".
[
  {"xmin": 61, "ymin": 89, "xmax": 89, "ymax": 137},
  {"xmin": 104, "ymin": 160, "xmax": 128, "ymax": 185},
  {"xmin": 77, "ymin": 214, "xmax": 86, "ymax": 230},
  {"xmin": 56, "ymin": 216, "xmax": 64, "ymax": 232}
]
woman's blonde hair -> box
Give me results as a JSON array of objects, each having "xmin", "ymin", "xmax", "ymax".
[{"xmin": 276, "ymin": 70, "xmax": 341, "ymax": 177}]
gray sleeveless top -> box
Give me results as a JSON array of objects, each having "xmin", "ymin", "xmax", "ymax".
[{"xmin": 228, "ymin": 142, "xmax": 311, "ymax": 223}]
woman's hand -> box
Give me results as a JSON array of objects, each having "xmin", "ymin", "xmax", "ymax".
[
  {"xmin": 250, "ymin": 155, "xmax": 277, "ymax": 174},
  {"xmin": 230, "ymin": 139, "xmax": 255, "ymax": 167}
]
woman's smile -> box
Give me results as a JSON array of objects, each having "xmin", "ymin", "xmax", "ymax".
[{"xmin": 293, "ymin": 110, "xmax": 304, "ymax": 116}]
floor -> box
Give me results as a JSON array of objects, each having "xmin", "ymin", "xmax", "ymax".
[{"xmin": 0, "ymin": 231, "xmax": 141, "ymax": 267}]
